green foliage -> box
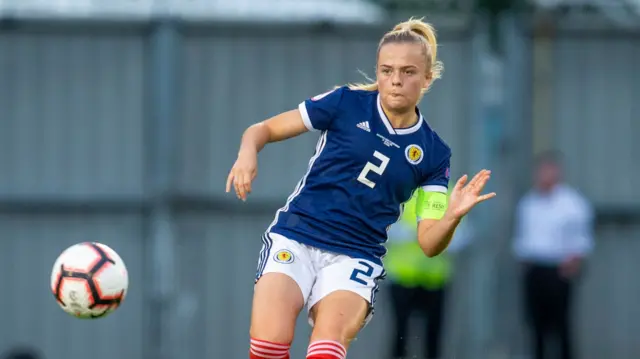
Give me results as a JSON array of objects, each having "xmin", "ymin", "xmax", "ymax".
[
  {"xmin": 367, "ymin": 0, "xmax": 521, "ymax": 13},
  {"xmin": 370, "ymin": 0, "xmax": 467, "ymax": 12},
  {"xmin": 476, "ymin": 0, "xmax": 516, "ymax": 15},
  {"xmin": 368, "ymin": 0, "xmax": 521, "ymax": 12}
]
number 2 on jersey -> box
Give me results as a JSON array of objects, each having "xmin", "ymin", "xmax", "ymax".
[
  {"xmin": 350, "ymin": 261, "xmax": 374, "ymax": 285},
  {"xmin": 357, "ymin": 151, "xmax": 390, "ymax": 189}
]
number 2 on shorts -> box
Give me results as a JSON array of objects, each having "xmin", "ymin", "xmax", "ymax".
[{"xmin": 349, "ymin": 261, "xmax": 374, "ymax": 285}]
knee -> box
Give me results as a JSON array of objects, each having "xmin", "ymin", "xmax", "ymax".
[
  {"xmin": 250, "ymin": 325, "xmax": 294, "ymax": 345},
  {"xmin": 249, "ymin": 318, "xmax": 293, "ymax": 359},
  {"xmin": 311, "ymin": 297, "xmax": 368, "ymax": 343},
  {"xmin": 249, "ymin": 321, "xmax": 292, "ymax": 359},
  {"xmin": 312, "ymin": 320, "xmax": 358, "ymax": 344},
  {"xmin": 310, "ymin": 294, "xmax": 369, "ymax": 345},
  {"xmin": 310, "ymin": 310, "xmax": 366, "ymax": 349}
]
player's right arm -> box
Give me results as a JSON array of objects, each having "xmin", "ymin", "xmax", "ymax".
[
  {"xmin": 226, "ymin": 87, "xmax": 345, "ymax": 201},
  {"xmin": 227, "ymin": 110, "xmax": 309, "ymax": 201},
  {"xmin": 240, "ymin": 109, "xmax": 310, "ymax": 153}
]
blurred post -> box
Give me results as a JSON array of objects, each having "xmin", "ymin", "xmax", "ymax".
[
  {"xmin": 531, "ymin": 10, "xmax": 555, "ymax": 155},
  {"xmin": 147, "ymin": 19, "xmax": 180, "ymax": 359},
  {"xmin": 496, "ymin": 12, "xmax": 535, "ymax": 357},
  {"xmin": 467, "ymin": 15, "xmax": 505, "ymax": 358}
]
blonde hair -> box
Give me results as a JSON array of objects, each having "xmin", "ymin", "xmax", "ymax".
[{"xmin": 349, "ymin": 17, "xmax": 443, "ymax": 94}]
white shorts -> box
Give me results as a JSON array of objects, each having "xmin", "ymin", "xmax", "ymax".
[{"xmin": 255, "ymin": 232, "xmax": 386, "ymax": 327}]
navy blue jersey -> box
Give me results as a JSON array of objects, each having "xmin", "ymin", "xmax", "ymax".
[{"xmin": 267, "ymin": 86, "xmax": 451, "ymax": 265}]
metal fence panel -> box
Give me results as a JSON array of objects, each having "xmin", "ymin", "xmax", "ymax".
[
  {"xmin": 0, "ymin": 29, "xmax": 146, "ymax": 199},
  {"xmin": 553, "ymin": 36, "xmax": 640, "ymax": 206},
  {"xmin": 0, "ymin": 213, "xmax": 146, "ymax": 359},
  {"xmin": 178, "ymin": 27, "xmax": 472, "ymax": 201},
  {"xmin": 576, "ymin": 223, "xmax": 640, "ymax": 359},
  {"xmin": 173, "ymin": 212, "xmax": 274, "ymax": 359}
]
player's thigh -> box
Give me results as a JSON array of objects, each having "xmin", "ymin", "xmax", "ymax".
[
  {"xmin": 250, "ymin": 233, "xmax": 315, "ymax": 343},
  {"xmin": 308, "ymin": 257, "xmax": 385, "ymax": 346},
  {"xmin": 251, "ymin": 273, "xmax": 304, "ymax": 343}
]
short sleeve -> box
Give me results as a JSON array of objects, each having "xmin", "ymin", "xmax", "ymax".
[
  {"xmin": 420, "ymin": 152, "xmax": 451, "ymax": 193},
  {"xmin": 298, "ymin": 87, "xmax": 345, "ymax": 131}
]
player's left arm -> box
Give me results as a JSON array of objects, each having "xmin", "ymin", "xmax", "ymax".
[
  {"xmin": 415, "ymin": 189, "xmax": 460, "ymax": 257},
  {"xmin": 415, "ymin": 156, "xmax": 495, "ymax": 257}
]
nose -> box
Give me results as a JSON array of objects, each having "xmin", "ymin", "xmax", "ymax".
[{"xmin": 391, "ymin": 71, "xmax": 402, "ymax": 86}]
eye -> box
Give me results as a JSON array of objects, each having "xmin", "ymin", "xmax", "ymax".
[
  {"xmin": 381, "ymin": 68, "xmax": 392, "ymax": 75},
  {"xmin": 405, "ymin": 69, "xmax": 416, "ymax": 75}
]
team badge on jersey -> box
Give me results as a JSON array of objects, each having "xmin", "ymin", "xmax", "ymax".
[
  {"xmin": 273, "ymin": 249, "xmax": 294, "ymax": 264},
  {"xmin": 405, "ymin": 144, "xmax": 424, "ymax": 165}
]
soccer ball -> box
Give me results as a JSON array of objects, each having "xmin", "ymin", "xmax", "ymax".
[{"xmin": 50, "ymin": 242, "xmax": 128, "ymax": 319}]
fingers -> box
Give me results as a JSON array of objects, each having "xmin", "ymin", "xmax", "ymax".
[
  {"xmin": 461, "ymin": 169, "xmax": 496, "ymax": 205},
  {"xmin": 476, "ymin": 171, "xmax": 491, "ymax": 190},
  {"xmin": 238, "ymin": 172, "xmax": 253, "ymax": 201},
  {"xmin": 476, "ymin": 192, "xmax": 497, "ymax": 203},
  {"xmin": 243, "ymin": 172, "xmax": 253, "ymax": 196},
  {"xmin": 467, "ymin": 169, "xmax": 490, "ymax": 188},
  {"xmin": 455, "ymin": 174, "xmax": 468, "ymax": 190},
  {"xmin": 227, "ymin": 166, "xmax": 256, "ymax": 201},
  {"xmin": 226, "ymin": 171, "xmax": 234, "ymax": 193},
  {"xmin": 465, "ymin": 170, "xmax": 491, "ymax": 195},
  {"xmin": 234, "ymin": 172, "xmax": 245, "ymax": 201}
]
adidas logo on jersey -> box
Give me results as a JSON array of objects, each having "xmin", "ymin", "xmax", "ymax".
[{"xmin": 357, "ymin": 121, "xmax": 370, "ymax": 132}]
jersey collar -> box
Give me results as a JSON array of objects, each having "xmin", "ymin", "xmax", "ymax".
[{"xmin": 376, "ymin": 94, "xmax": 424, "ymax": 136}]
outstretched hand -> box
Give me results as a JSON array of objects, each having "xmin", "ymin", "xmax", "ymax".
[{"xmin": 446, "ymin": 169, "xmax": 496, "ymax": 220}]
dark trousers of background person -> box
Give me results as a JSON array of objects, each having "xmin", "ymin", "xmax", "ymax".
[
  {"xmin": 390, "ymin": 283, "xmax": 446, "ymax": 359},
  {"xmin": 523, "ymin": 264, "xmax": 574, "ymax": 359}
]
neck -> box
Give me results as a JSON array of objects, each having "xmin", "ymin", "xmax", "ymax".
[
  {"xmin": 537, "ymin": 183, "xmax": 559, "ymax": 194},
  {"xmin": 381, "ymin": 103, "xmax": 418, "ymax": 129}
]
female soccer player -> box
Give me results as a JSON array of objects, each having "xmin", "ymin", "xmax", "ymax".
[{"xmin": 226, "ymin": 17, "xmax": 496, "ymax": 359}]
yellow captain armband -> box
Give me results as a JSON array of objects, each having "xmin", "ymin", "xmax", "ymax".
[{"xmin": 416, "ymin": 189, "xmax": 448, "ymax": 220}]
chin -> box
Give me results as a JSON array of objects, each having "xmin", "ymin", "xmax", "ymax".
[{"xmin": 384, "ymin": 98, "xmax": 412, "ymax": 112}]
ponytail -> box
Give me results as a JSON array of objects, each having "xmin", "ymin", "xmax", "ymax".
[{"xmin": 394, "ymin": 17, "xmax": 443, "ymax": 82}]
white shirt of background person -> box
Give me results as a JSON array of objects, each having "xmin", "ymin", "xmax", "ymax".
[{"xmin": 512, "ymin": 153, "xmax": 594, "ymax": 278}]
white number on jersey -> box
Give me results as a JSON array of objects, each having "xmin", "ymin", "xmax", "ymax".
[{"xmin": 357, "ymin": 151, "xmax": 390, "ymax": 189}]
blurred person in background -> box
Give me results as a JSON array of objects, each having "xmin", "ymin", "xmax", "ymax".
[
  {"xmin": 512, "ymin": 151, "xmax": 594, "ymax": 359},
  {"xmin": 385, "ymin": 187, "xmax": 474, "ymax": 359}
]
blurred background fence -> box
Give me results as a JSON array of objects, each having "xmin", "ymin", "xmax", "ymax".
[{"xmin": 0, "ymin": 1, "xmax": 639, "ymax": 358}]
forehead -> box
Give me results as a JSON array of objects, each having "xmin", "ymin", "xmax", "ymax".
[{"xmin": 378, "ymin": 42, "xmax": 425, "ymax": 67}]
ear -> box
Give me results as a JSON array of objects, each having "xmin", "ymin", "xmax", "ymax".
[
  {"xmin": 422, "ymin": 78, "xmax": 432, "ymax": 92},
  {"xmin": 423, "ymin": 70, "xmax": 432, "ymax": 88}
]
